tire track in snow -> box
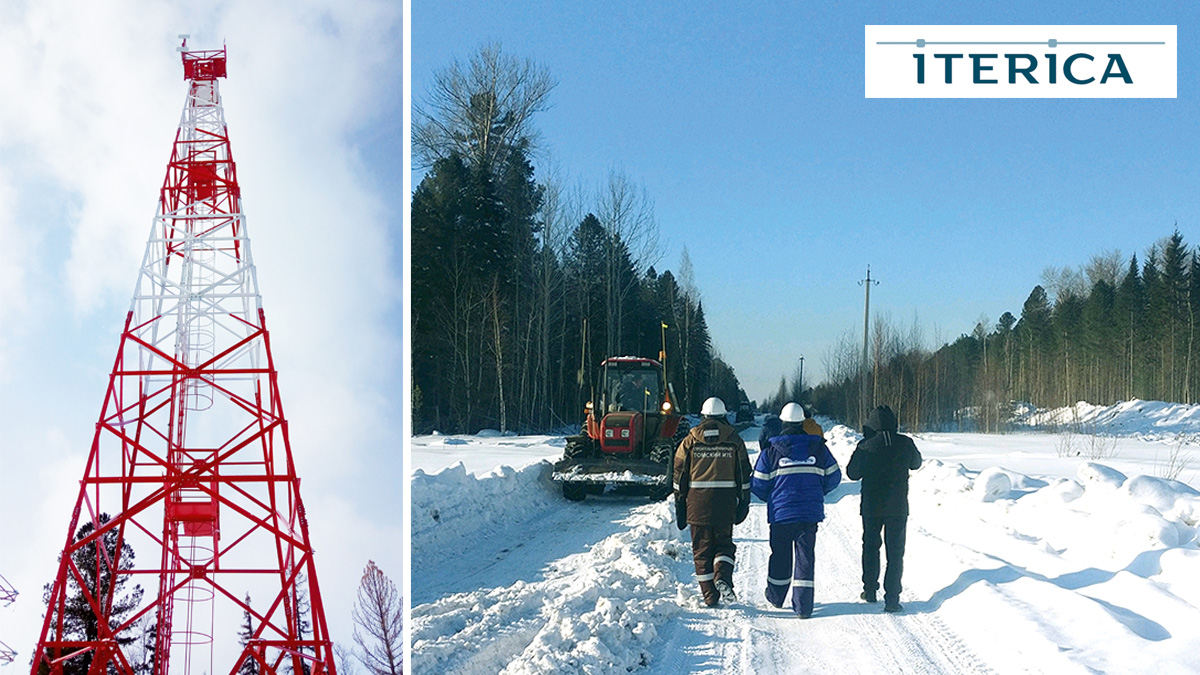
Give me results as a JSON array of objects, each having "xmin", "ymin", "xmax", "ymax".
[{"xmin": 820, "ymin": 498, "xmax": 996, "ymax": 674}]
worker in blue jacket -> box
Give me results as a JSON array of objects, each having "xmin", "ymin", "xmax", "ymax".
[{"xmin": 751, "ymin": 402, "xmax": 842, "ymax": 617}]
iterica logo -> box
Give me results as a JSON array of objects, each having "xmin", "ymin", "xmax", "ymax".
[{"xmin": 865, "ymin": 25, "xmax": 1176, "ymax": 98}]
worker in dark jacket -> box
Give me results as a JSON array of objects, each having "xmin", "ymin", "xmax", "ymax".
[
  {"xmin": 674, "ymin": 397, "xmax": 753, "ymax": 607},
  {"xmin": 846, "ymin": 405, "xmax": 922, "ymax": 613},
  {"xmin": 758, "ymin": 414, "xmax": 781, "ymax": 454},
  {"xmin": 751, "ymin": 402, "xmax": 841, "ymax": 618}
]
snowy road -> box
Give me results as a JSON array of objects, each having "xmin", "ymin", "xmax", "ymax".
[
  {"xmin": 652, "ymin": 486, "xmax": 994, "ymax": 674},
  {"xmin": 411, "ymin": 465, "xmax": 995, "ymax": 674},
  {"xmin": 411, "ymin": 404, "xmax": 1200, "ymax": 674}
]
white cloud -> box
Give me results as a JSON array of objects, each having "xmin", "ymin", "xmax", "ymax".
[{"xmin": 0, "ymin": 167, "xmax": 32, "ymax": 359}]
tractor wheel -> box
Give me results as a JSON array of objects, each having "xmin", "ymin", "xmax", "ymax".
[
  {"xmin": 564, "ymin": 437, "xmax": 593, "ymax": 460},
  {"xmin": 562, "ymin": 481, "xmax": 587, "ymax": 502},
  {"xmin": 649, "ymin": 439, "xmax": 674, "ymax": 465},
  {"xmin": 648, "ymin": 440, "xmax": 675, "ymax": 502},
  {"xmin": 672, "ymin": 419, "xmax": 691, "ymax": 446}
]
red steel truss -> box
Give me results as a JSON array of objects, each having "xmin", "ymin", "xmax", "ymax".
[{"xmin": 33, "ymin": 40, "xmax": 337, "ymax": 675}]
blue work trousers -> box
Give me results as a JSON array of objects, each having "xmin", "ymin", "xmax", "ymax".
[{"xmin": 765, "ymin": 521, "xmax": 818, "ymax": 616}]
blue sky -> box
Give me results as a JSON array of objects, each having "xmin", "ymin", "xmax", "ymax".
[
  {"xmin": 0, "ymin": 0, "xmax": 402, "ymax": 650},
  {"xmin": 412, "ymin": 1, "xmax": 1200, "ymax": 403}
]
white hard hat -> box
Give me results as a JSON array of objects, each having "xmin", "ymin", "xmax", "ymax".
[
  {"xmin": 780, "ymin": 402, "xmax": 806, "ymax": 423},
  {"xmin": 701, "ymin": 397, "xmax": 727, "ymax": 417}
]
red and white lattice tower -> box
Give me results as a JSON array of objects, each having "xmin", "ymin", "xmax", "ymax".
[{"xmin": 33, "ymin": 40, "xmax": 337, "ymax": 675}]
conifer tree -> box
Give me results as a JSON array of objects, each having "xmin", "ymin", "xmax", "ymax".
[
  {"xmin": 39, "ymin": 514, "xmax": 144, "ymax": 675},
  {"xmin": 237, "ymin": 593, "xmax": 259, "ymax": 675},
  {"xmin": 1017, "ymin": 285, "xmax": 1053, "ymax": 404},
  {"xmin": 1081, "ymin": 280, "xmax": 1116, "ymax": 402},
  {"xmin": 1161, "ymin": 231, "xmax": 1190, "ymax": 400},
  {"xmin": 1114, "ymin": 255, "xmax": 1145, "ymax": 399}
]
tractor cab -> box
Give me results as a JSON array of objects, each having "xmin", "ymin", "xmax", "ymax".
[
  {"xmin": 554, "ymin": 356, "xmax": 688, "ymax": 501},
  {"xmin": 606, "ymin": 364, "xmax": 662, "ymax": 414},
  {"xmin": 588, "ymin": 357, "xmax": 674, "ymax": 455}
]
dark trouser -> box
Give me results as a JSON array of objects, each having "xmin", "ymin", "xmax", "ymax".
[
  {"xmin": 764, "ymin": 521, "xmax": 818, "ymax": 616},
  {"xmin": 689, "ymin": 523, "xmax": 736, "ymax": 606},
  {"xmin": 862, "ymin": 515, "xmax": 907, "ymax": 603}
]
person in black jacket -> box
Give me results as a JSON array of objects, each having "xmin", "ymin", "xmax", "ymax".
[
  {"xmin": 758, "ymin": 414, "xmax": 782, "ymax": 453},
  {"xmin": 845, "ymin": 405, "xmax": 922, "ymax": 613}
]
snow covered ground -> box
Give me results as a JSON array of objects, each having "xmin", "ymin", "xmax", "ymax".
[
  {"xmin": 1010, "ymin": 399, "xmax": 1200, "ymax": 442},
  {"xmin": 410, "ymin": 401, "xmax": 1200, "ymax": 674}
]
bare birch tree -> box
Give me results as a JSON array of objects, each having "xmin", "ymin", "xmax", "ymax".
[
  {"xmin": 1041, "ymin": 265, "xmax": 1088, "ymax": 304},
  {"xmin": 596, "ymin": 168, "xmax": 661, "ymax": 356},
  {"xmin": 352, "ymin": 561, "xmax": 403, "ymax": 675},
  {"xmin": 533, "ymin": 166, "xmax": 577, "ymax": 426},
  {"xmin": 414, "ymin": 42, "xmax": 557, "ymax": 170},
  {"xmin": 1084, "ymin": 249, "xmax": 1124, "ymax": 288}
]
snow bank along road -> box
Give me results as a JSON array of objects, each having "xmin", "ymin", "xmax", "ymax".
[{"xmin": 410, "ymin": 419, "xmax": 1200, "ymax": 674}]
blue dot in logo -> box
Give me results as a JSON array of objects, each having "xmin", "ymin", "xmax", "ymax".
[
  {"xmin": 1048, "ymin": 39, "xmax": 1057, "ymax": 48},
  {"xmin": 916, "ymin": 39, "xmax": 926, "ymax": 48}
]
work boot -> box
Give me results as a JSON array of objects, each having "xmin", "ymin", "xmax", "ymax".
[
  {"xmin": 860, "ymin": 590, "xmax": 878, "ymax": 603},
  {"xmin": 884, "ymin": 601, "xmax": 903, "ymax": 613},
  {"xmin": 764, "ymin": 588, "xmax": 783, "ymax": 609},
  {"xmin": 715, "ymin": 579, "xmax": 737, "ymax": 604}
]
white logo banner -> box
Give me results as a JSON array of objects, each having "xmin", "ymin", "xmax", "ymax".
[{"xmin": 865, "ymin": 25, "xmax": 1176, "ymax": 98}]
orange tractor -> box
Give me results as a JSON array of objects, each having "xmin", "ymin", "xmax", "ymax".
[{"xmin": 553, "ymin": 356, "xmax": 690, "ymax": 501}]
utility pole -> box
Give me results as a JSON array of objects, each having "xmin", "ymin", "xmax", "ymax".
[
  {"xmin": 797, "ymin": 355, "xmax": 805, "ymax": 401},
  {"xmin": 859, "ymin": 266, "xmax": 879, "ymax": 427}
]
